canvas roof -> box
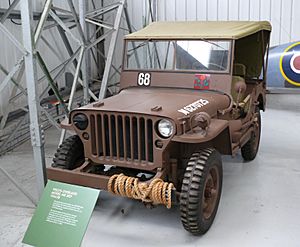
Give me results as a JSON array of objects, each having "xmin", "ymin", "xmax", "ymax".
[{"xmin": 125, "ymin": 21, "xmax": 272, "ymax": 40}]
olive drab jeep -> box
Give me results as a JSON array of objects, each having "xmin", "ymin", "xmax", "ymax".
[{"xmin": 48, "ymin": 21, "xmax": 272, "ymax": 235}]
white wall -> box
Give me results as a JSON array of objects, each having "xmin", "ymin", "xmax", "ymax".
[{"xmin": 155, "ymin": 0, "xmax": 300, "ymax": 46}]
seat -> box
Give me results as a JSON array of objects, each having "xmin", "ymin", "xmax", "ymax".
[
  {"xmin": 231, "ymin": 63, "xmax": 250, "ymax": 114},
  {"xmin": 231, "ymin": 75, "xmax": 246, "ymax": 102},
  {"xmin": 233, "ymin": 63, "xmax": 246, "ymax": 77}
]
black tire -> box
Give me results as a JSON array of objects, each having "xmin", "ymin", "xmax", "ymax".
[
  {"xmin": 52, "ymin": 135, "xmax": 84, "ymax": 169},
  {"xmin": 180, "ymin": 148, "xmax": 223, "ymax": 235},
  {"xmin": 241, "ymin": 107, "xmax": 261, "ymax": 161}
]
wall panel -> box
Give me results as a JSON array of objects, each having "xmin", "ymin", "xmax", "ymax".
[
  {"xmin": 207, "ymin": 0, "xmax": 218, "ymax": 21},
  {"xmin": 196, "ymin": 0, "xmax": 208, "ymax": 21},
  {"xmin": 153, "ymin": 0, "xmax": 300, "ymax": 46},
  {"xmin": 187, "ymin": 0, "xmax": 197, "ymax": 21}
]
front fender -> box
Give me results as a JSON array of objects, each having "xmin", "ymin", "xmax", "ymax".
[
  {"xmin": 60, "ymin": 118, "xmax": 75, "ymax": 132},
  {"xmin": 172, "ymin": 119, "xmax": 229, "ymax": 143},
  {"xmin": 171, "ymin": 119, "xmax": 232, "ymax": 155}
]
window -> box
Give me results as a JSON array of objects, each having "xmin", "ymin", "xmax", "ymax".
[{"xmin": 125, "ymin": 40, "xmax": 231, "ymax": 72}]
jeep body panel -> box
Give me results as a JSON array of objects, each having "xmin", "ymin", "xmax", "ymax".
[
  {"xmin": 172, "ymin": 118, "xmax": 229, "ymax": 143},
  {"xmin": 68, "ymin": 87, "xmax": 232, "ymax": 171},
  {"xmin": 120, "ymin": 71, "xmax": 232, "ymax": 94},
  {"xmin": 75, "ymin": 87, "xmax": 231, "ymax": 123}
]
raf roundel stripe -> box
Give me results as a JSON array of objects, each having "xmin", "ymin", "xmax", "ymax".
[{"xmin": 280, "ymin": 42, "xmax": 300, "ymax": 87}]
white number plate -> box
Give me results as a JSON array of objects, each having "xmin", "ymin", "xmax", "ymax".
[{"xmin": 137, "ymin": 72, "xmax": 151, "ymax": 86}]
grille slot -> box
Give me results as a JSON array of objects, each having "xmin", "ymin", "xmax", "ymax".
[
  {"xmin": 90, "ymin": 115, "xmax": 96, "ymax": 155},
  {"xmin": 90, "ymin": 113, "xmax": 154, "ymax": 163}
]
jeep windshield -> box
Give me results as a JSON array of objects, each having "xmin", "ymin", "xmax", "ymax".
[{"xmin": 125, "ymin": 40, "xmax": 231, "ymax": 73}]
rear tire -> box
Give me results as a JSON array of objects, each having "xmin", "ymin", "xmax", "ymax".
[
  {"xmin": 241, "ymin": 106, "xmax": 261, "ymax": 161},
  {"xmin": 180, "ymin": 148, "xmax": 223, "ymax": 235},
  {"xmin": 52, "ymin": 135, "xmax": 84, "ymax": 169}
]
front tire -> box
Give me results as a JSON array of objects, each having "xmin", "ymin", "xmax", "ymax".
[
  {"xmin": 180, "ymin": 148, "xmax": 223, "ymax": 235},
  {"xmin": 52, "ymin": 135, "xmax": 84, "ymax": 169}
]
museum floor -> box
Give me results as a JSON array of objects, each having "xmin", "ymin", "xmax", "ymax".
[{"xmin": 0, "ymin": 94, "xmax": 299, "ymax": 247}]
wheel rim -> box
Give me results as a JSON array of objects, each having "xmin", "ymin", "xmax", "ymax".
[{"xmin": 202, "ymin": 166, "xmax": 219, "ymax": 220}]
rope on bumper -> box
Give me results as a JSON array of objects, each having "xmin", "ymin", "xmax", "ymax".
[{"xmin": 107, "ymin": 173, "xmax": 175, "ymax": 209}]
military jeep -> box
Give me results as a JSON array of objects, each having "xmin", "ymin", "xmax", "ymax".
[{"xmin": 48, "ymin": 21, "xmax": 272, "ymax": 235}]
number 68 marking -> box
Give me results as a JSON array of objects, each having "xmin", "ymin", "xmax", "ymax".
[{"xmin": 137, "ymin": 72, "xmax": 151, "ymax": 86}]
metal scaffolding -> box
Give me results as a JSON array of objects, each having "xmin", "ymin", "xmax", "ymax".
[{"xmin": 0, "ymin": 0, "xmax": 142, "ymax": 198}]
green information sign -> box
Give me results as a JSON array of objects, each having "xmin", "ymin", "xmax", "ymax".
[{"xmin": 23, "ymin": 180, "xmax": 100, "ymax": 247}]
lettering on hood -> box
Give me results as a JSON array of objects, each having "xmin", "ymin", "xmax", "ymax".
[{"xmin": 178, "ymin": 99, "xmax": 210, "ymax": 115}]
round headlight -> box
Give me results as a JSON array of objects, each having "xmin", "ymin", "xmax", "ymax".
[
  {"xmin": 158, "ymin": 119, "xmax": 174, "ymax": 138},
  {"xmin": 73, "ymin": 113, "xmax": 88, "ymax": 130}
]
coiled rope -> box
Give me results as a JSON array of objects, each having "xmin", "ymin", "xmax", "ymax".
[{"xmin": 107, "ymin": 173, "xmax": 175, "ymax": 209}]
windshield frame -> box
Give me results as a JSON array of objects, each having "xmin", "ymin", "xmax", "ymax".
[{"xmin": 122, "ymin": 39, "xmax": 233, "ymax": 74}]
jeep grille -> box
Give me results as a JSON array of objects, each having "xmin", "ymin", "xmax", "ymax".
[{"xmin": 89, "ymin": 113, "xmax": 154, "ymax": 163}]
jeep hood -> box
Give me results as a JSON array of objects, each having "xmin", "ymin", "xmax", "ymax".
[{"xmin": 79, "ymin": 87, "xmax": 231, "ymax": 121}]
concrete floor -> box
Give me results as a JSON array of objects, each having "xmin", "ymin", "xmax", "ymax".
[{"xmin": 0, "ymin": 94, "xmax": 300, "ymax": 247}]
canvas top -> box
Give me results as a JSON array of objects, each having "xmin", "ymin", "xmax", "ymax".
[{"xmin": 125, "ymin": 21, "xmax": 272, "ymax": 40}]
